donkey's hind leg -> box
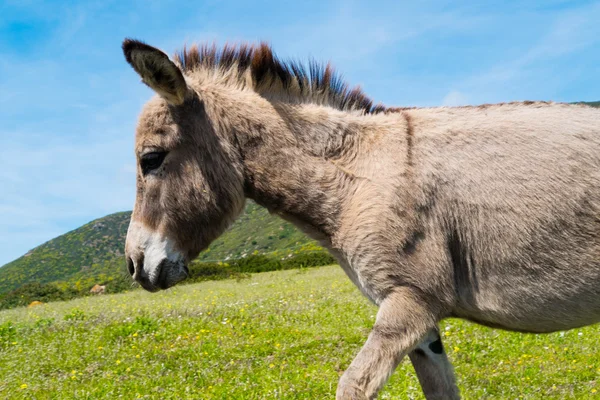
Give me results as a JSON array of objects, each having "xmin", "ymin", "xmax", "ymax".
[
  {"xmin": 408, "ymin": 328, "xmax": 460, "ymax": 399},
  {"xmin": 336, "ymin": 288, "xmax": 439, "ymax": 400}
]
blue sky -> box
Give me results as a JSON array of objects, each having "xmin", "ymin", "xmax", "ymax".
[{"xmin": 1, "ymin": 0, "xmax": 599, "ymax": 266}]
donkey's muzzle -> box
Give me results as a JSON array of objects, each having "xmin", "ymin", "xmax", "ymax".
[
  {"xmin": 127, "ymin": 255, "xmax": 160, "ymax": 292},
  {"xmin": 127, "ymin": 255, "xmax": 188, "ymax": 292}
]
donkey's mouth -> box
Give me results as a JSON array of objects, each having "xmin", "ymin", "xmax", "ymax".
[
  {"xmin": 129, "ymin": 253, "xmax": 190, "ymax": 292},
  {"xmin": 134, "ymin": 273, "xmax": 161, "ymax": 293},
  {"xmin": 132, "ymin": 268, "xmax": 158, "ymax": 292},
  {"xmin": 150, "ymin": 260, "xmax": 189, "ymax": 291}
]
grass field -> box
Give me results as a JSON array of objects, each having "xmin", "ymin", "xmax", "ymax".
[{"xmin": 0, "ymin": 266, "xmax": 598, "ymax": 399}]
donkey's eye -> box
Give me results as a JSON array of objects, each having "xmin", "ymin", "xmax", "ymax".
[{"xmin": 140, "ymin": 151, "xmax": 167, "ymax": 175}]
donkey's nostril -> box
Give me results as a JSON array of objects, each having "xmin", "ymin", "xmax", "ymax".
[{"xmin": 127, "ymin": 257, "xmax": 135, "ymax": 276}]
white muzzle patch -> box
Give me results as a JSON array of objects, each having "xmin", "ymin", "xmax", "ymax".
[{"xmin": 126, "ymin": 221, "xmax": 187, "ymax": 289}]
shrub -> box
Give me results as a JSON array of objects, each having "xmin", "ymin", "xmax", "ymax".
[
  {"xmin": 281, "ymin": 251, "xmax": 335, "ymax": 269},
  {"xmin": 104, "ymin": 272, "xmax": 137, "ymax": 294},
  {"xmin": 230, "ymin": 255, "xmax": 282, "ymax": 273},
  {"xmin": 0, "ymin": 250, "xmax": 336, "ymax": 310},
  {"xmin": 0, "ymin": 321, "xmax": 17, "ymax": 348},
  {"xmin": 187, "ymin": 262, "xmax": 234, "ymax": 282},
  {"xmin": 0, "ymin": 282, "xmax": 80, "ymax": 311},
  {"xmin": 64, "ymin": 309, "xmax": 86, "ymax": 321},
  {"xmin": 34, "ymin": 318, "xmax": 55, "ymax": 329}
]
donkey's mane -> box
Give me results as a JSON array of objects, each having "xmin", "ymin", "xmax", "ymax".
[{"xmin": 174, "ymin": 43, "xmax": 386, "ymax": 114}]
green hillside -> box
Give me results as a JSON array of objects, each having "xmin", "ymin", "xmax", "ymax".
[
  {"xmin": 0, "ymin": 202, "xmax": 315, "ymax": 295},
  {"xmin": 0, "ymin": 212, "xmax": 130, "ymax": 295}
]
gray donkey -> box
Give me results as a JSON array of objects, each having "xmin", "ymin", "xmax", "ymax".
[{"xmin": 122, "ymin": 38, "xmax": 600, "ymax": 399}]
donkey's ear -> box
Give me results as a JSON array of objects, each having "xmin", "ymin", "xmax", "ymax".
[{"xmin": 122, "ymin": 38, "xmax": 188, "ymax": 105}]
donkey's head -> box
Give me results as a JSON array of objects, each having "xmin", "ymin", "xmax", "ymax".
[
  {"xmin": 122, "ymin": 39, "xmax": 246, "ymax": 292},
  {"xmin": 121, "ymin": 38, "xmax": 381, "ymax": 291}
]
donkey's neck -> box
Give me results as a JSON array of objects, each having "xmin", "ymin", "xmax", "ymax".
[
  {"xmin": 236, "ymin": 103, "xmax": 364, "ymax": 244},
  {"xmin": 274, "ymin": 104, "xmax": 362, "ymax": 159}
]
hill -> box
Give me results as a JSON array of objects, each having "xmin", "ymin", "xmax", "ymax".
[{"xmin": 0, "ymin": 202, "xmax": 315, "ymax": 295}]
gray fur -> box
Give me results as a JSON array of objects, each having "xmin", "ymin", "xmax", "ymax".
[{"xmin": 122, "ymin": 39, "xmax": 600, "ymax": 399}]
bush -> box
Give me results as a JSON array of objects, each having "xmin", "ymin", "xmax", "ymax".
[
  {"xmin": 185, "ymin": 252, "xmax": 334, "ymax": 282},
  {"xmin": 0, "ymin": 321, "xmax": 17, "ymax": 348},
  {"xmin": 34, "ymin": 318, "xmax": 54, "ymax": 329},
  {"xmin": 104, "ymin": 272, "xmax": 137, "ymax": 294},
  {"xmin": 64, "ymin": 309, "xmax": 86, "ymax": 321},
  {"xmin": 187, "ymin": 262, "xmax": 235, "ymax": 283},
  {"xmin": 0, "ymin": 282, "xmax": 81, "ymax": 311},
  {"xmin": 0, "ymin": 250, "xmax": 337, "ymax": 310},
  {"xmin": 281, "ymin": 251, "xmax": 335, "ymax": 269},
  {"xmin": 230, "ymin": 255, "xmax": 282, "ymax": 273}
]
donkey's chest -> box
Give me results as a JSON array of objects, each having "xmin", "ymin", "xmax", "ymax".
[
  {"xmin": 329, "ymin": 244, "xmax": 396, "ymax": 305},
  {"xmin": 341, "ymin": 260, "xmax": 381, "ymax": 304}
]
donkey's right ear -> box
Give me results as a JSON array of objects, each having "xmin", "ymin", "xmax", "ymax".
[{"xmin": 122, "ymin": 38, "xmax": 188, "ymax": 105}]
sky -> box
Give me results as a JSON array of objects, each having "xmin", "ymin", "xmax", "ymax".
[{"xmin": 1, "ymin": 0, "xmax": 599, "ymax": 266}]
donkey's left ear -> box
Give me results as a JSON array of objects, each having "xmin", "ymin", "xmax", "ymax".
[{"xmin": 122, "ymin": 38, "xmax": 188, "ymax": 105}]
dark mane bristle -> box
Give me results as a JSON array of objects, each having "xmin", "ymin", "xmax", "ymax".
[{"xmin": 174, "ymin": 43, "xmax": 386, "ymax": 114}]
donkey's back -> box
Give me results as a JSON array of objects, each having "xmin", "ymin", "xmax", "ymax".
[{"xmin": 410, "ymin": 103, "xmax": 600, "ymax": 332}]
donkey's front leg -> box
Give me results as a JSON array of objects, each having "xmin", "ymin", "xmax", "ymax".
[
  {"xmin": 336, "ymin": 288, "xmax": 438, "ymax": 400},
  {"xmin": 408, "ymin": 328, "xmax": 460, "ymax": 399}
]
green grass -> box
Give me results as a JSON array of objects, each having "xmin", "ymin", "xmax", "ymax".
[{"xmin": 0, "ymin": 266, "xmax": 598, "ymax": 399}]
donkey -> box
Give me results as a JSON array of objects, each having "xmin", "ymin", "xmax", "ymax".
[{"xmin": 122, "ymin": 38, "xmax": 600, "ymax": 399}]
